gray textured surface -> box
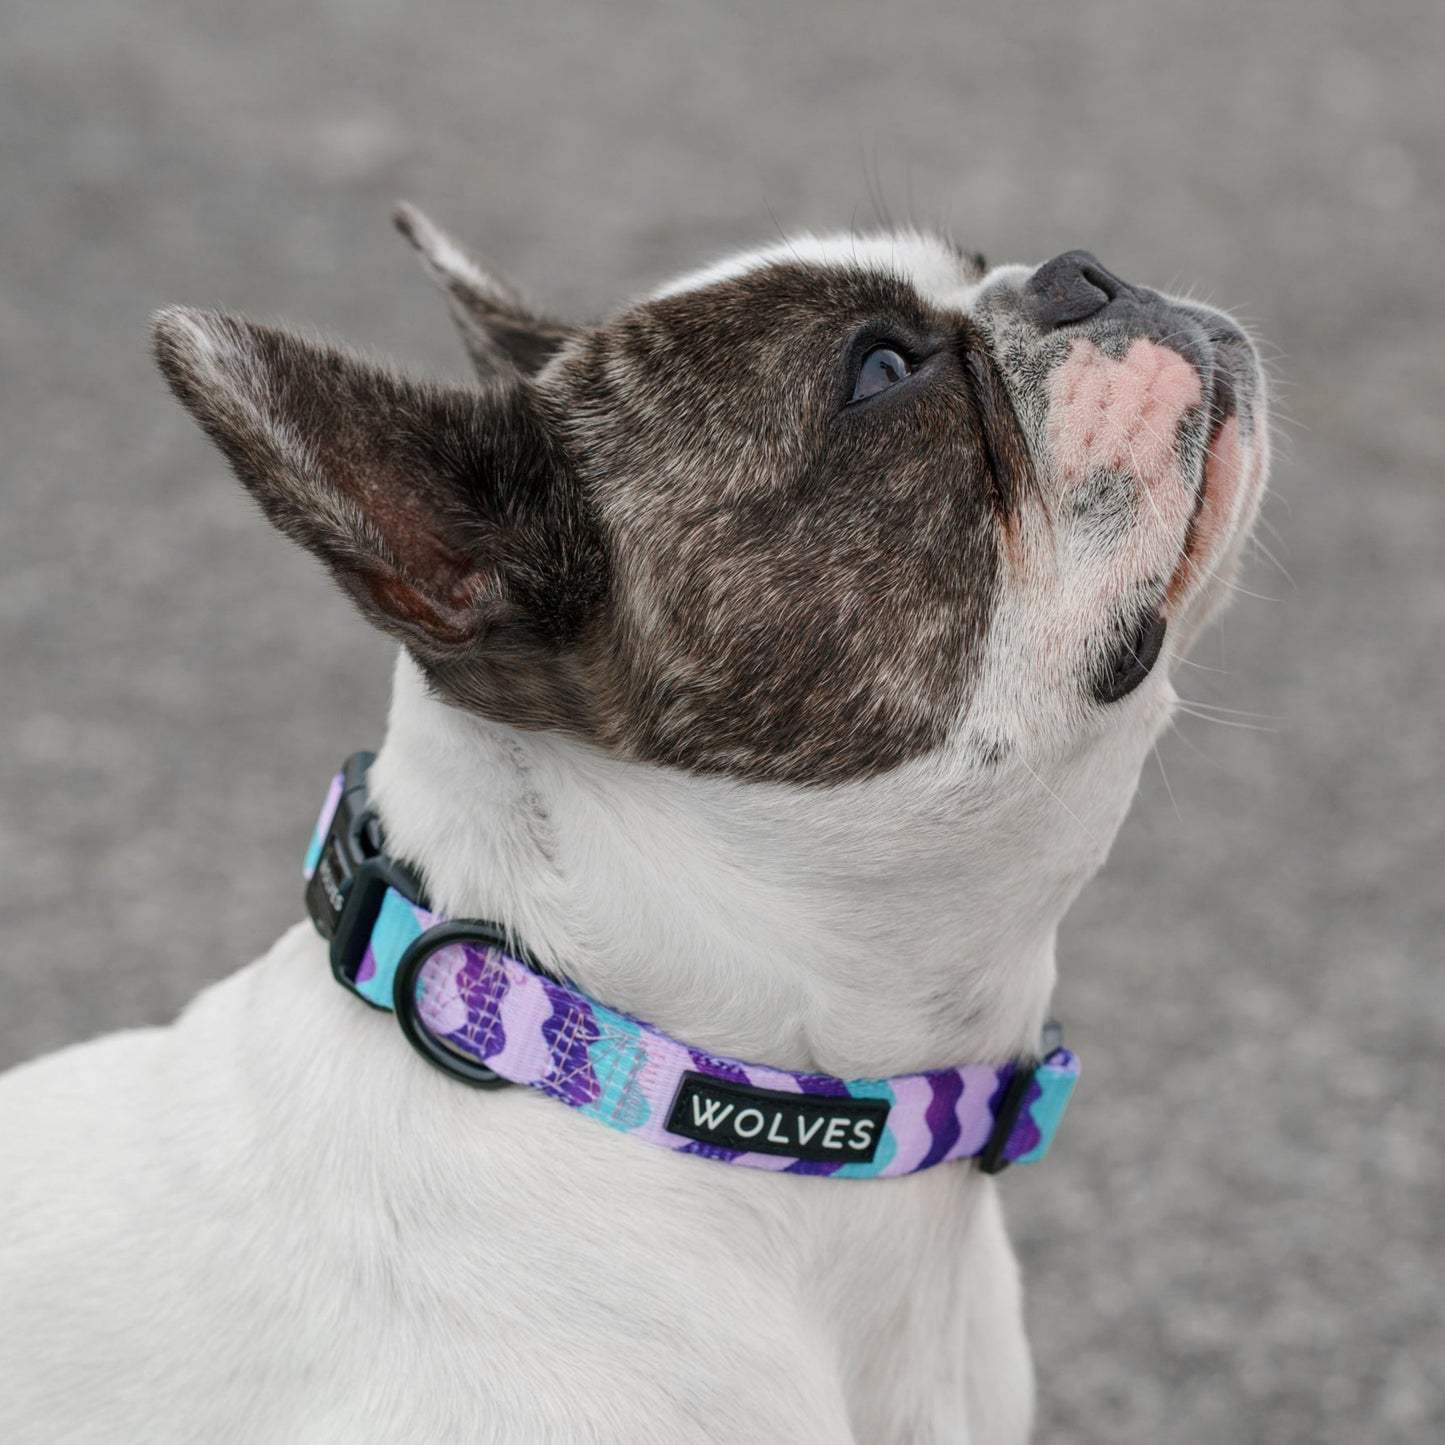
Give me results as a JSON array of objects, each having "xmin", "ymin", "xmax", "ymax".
[{"xmin": 2, "ymin": 2, "xmax": 1441, "ymax": 1440}]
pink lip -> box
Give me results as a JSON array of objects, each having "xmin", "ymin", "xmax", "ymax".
[{"xmin": 1167, "ymin": 410, "xmax": 1245, "ymax": 609}]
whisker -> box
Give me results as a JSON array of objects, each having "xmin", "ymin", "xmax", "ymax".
[
  {"xmin": 1179, "ymin": 545, "xmax": 1283, "ymax": 603},
  {"xmin": 1255, "ymin": 511, "xmax": 1289, "ymax": 548},
  {"xmin": 1152, "ymin": 744, "xmax": 1184, "ymax": 823},
  {"xmin": 1201, "ymin": 574, "xmax": 1282, "ymax": 604},
  {"xmin": 1015, "ymin": 755, "xmax": 1103, "ymax": 846},
  {"xmin": 1167, "ymin": 649, "xmax": 1231, "ymax": 675},
  {"xmin": 863, "ymin": 143, "xmax": 894, "ymax": 231},
  {"xmin": 1248, "ymin": 533, "xmax": 1296, "ymax": 589},
  {"xmin": 1177, "ymin": 697, "xmax": 1283, "ymax": 720},
  {"xmin": 762, "ymin": 199, "xmax": 802, "ymax": 267},
  {"xmin": 1175, "ymin": 706, "xmax": 1278, "ymax": 734},
  {"xmin": 1164, "ymin": 716, "xmax": 1229, "ymax": 770}
]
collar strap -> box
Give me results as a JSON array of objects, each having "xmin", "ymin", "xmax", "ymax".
[{"xmin": 304, "ymin": 753, "xmax": 1079, "ymax": 1178}]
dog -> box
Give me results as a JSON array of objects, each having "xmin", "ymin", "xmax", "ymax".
[{"xmin": 0, "ymin": 207, "xmax": 1267, "ymax": 1444}]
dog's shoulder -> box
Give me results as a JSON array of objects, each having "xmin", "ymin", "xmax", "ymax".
[{"xmin": 0, "ymin": 925, "xmax": 864, "ymax": 1442}]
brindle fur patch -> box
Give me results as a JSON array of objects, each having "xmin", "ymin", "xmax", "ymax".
[
  {"xmin": 557, "ymin": 264, "xmax": 1004, "ymax": 784},
  {"xmin": 157, "ymin": 251, "xmax": 1010, "ymax": 787}
]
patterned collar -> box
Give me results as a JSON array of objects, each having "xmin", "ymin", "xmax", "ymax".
[{"xmin": 304, "ymin": 753, "xmax": 1078, "ymax": 1178}]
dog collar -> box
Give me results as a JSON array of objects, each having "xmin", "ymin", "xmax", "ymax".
[{"xmin": 303, "ymin": 753, "xmax": 1079, "ymax": 1178}]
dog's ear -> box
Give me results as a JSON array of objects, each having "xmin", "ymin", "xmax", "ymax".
[
  {"xmin": 392, "ymin": 202, "xmax": 574, "ymax": 379},
  {"xmin": 151, "ymin": 307, "xmax": 603, "ymax": 666}
]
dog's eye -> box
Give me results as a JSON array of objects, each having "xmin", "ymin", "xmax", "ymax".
[
  {"xmin": 851, "ymin": 346, "xmax": 913, "ymax": 402},
  {"xmin": 1095, "ymin": 610, "xmax": 1168, "ymax": 704}
]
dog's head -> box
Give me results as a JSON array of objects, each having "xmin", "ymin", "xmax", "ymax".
[{"xmin": 154, "ymin": 214, "xmax": 1267, "ymax": 795}]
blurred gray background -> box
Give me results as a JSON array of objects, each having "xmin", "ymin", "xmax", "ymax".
[{"xmin": 2, "ymin": 2, "xmax": 1441, "ymax": 1440}]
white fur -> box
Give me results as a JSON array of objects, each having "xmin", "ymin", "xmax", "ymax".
[
  {"xmin": 0, "ymin": 657, "xmax": 1165, "ymax": 1445},
  {"xmin": 653, "ymin": 230, "xmax": 975, "ymax": 311},
  {"xmin": 0, "ymin": 239, "xmax": 1267, "ymax": 1443}
]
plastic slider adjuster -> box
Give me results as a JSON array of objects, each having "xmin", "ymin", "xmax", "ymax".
[
  {"xmin": 976, "ymin": 1062, "xmax": 1038, "ymax": 1175},
  {"xmin": 976, "ymin": 1023, "xmax": 1063, "ymax": 1175},
  {"xmin": 304, "ymin": 751, "xmax": 426, "ymax": 1009}
]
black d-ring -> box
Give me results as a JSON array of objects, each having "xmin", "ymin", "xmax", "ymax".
[{"xmin": 393, "ymin": 921, "xmax": 517, "ymax": 1089}]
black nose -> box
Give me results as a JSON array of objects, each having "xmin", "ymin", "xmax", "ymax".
[{"xmin": 1027, "ymin": 250, "xmax": 1132, "ymax": 329}]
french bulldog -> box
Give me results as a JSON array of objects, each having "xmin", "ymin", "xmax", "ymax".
[{"xmin": 0, "ymin": 208, "xmax": 1267, "ymax": 1443}]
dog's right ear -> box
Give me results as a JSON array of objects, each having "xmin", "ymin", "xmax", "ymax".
[
  {"xmin": 392, "ymin": 203, "xmax": 575, "ymax": 379},
  {"xmin": 151, "ymin": 307, "xmax": 604, "ymax": 676}
]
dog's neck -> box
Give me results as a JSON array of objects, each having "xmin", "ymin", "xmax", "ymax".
[{"xmin": 368, "ymin": 655, "xmax": 1150, "ymax": 1077}]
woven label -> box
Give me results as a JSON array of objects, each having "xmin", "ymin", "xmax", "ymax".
[{"xmin": 666, "ymin": 1073, "xmax": 888, "ymax": 1162}]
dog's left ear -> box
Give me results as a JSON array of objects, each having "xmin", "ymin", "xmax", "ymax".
[
  {"xmin": 151, "ymin": 306, "xmax": 604, "ymax": 681},
  {"xmin": 392, "ymin": 202, "xmax": 575, "ymax": 380}
]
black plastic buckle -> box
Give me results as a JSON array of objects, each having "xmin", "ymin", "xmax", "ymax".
[{"xmin": 304, "ymin": 751, "xmax": 426, "ymax": 1009}]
